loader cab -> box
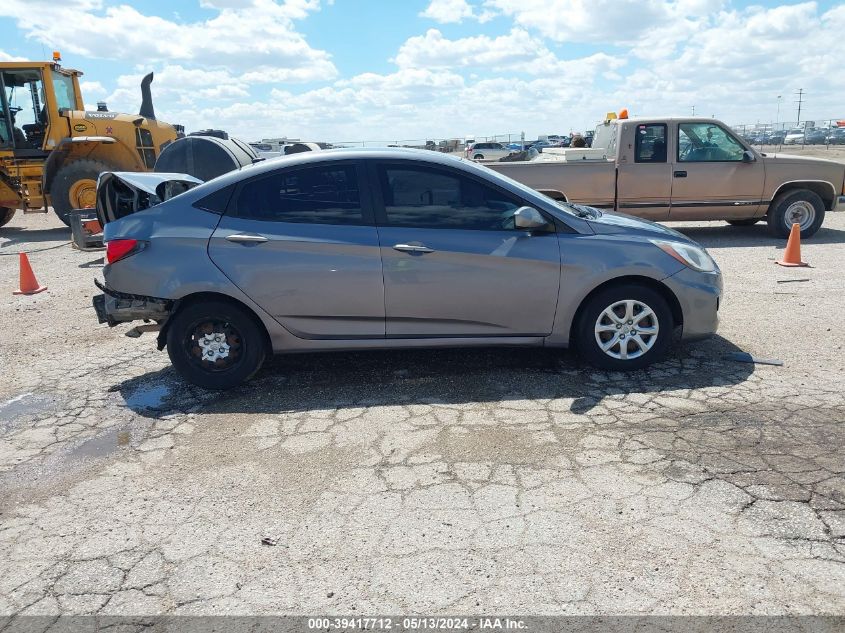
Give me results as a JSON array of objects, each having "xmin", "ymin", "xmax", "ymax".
[{"xmin": 0, "ymin": 62, "xmax": 82, "ymax": 155}]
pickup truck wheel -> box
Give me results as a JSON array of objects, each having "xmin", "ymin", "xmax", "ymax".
[
  {"xmin": 726, "ymin": 218, "xmax": 761, "ymax": 226},
  {"xmin": 50, "ymin": 159, "xmax": 113, "ymax": 227},
  {"xmin": 473, "ymin": 154, "xmax": 484, "ymax": 159},
  {"xmin": 166, "ymin": 300, "xmax": 267, "ymax": 390},
  {"xmin": 575, "ymin": 285, "xmax": 673, "ymax": 371},
  {"xmin": 0, "ymin": 207, "xmax": 15, "ymax": 228},
  {"xmin": 766, "ymin": 189, "xmax": 825, "ymax": 238}
]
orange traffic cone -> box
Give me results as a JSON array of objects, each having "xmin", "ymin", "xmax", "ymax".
[
  {"xmin": 776, "ymin": 223, "xmax": 808, "ymax": 267},
  {"xmin": 13, "ymin": 253, "xmax": 47, "ymax": 295}
]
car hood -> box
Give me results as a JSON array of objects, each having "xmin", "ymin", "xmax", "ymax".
[
  {"xmin": 585, "ymin": 210, "xmax": 692, "ymax": 241},
  {"xmin": 96, "ymin": 172, "xmax": 203, "ymax": 224}
]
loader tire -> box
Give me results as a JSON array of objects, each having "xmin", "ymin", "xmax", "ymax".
[
  {"xmin": 50, "ymin": 159, "xmax": 113, "ymax": 227},
  {"xmin": 0, "ymin": 207, "xmax": 15, "ymax": 228}
]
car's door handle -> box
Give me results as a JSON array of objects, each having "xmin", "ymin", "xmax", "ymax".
[
  {"xmin": 673, "ymin": 170, "xmax": 687, "ymax": 178},
  {"xmin": 393, "ymin": 243, "xmax": 434, "ymax": 254},
  {"xmin": 225, "ymin": 233, "xmax": 268, "ymax": 244}
]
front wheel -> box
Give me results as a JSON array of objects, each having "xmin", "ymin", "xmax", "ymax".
[
  {"xmin": 50, "ymin": 159, "xmax": 113, "ymax": 226},
  {"xmin": 575, "ymin": 285, "xmax": 673, "ymax": 371},
  {"xmin": 166, "ymin": 300, "xmax": 267, "ymax": 390},
  {"xmin": 766, "ymin": 189, "xmax": 825, "ymax": 239},
  {"xmin": 0, "ymin": 207, "xmax": 15, "ymax": 228}
]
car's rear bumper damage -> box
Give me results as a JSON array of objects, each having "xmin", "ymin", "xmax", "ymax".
[{"xmin": 92, "ymin": 279, "xmax": 173, "ymax": 327}]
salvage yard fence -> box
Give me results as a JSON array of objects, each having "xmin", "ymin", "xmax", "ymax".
[
  {"xmin": 328, "ymin": 133, "xmax": 525, "ymax": 153},
  {"xmin": 730, "ymin": 117, "xmax": 845, "ymax": 149},
  {"xmin": 324, "ymin": 118, "xmax": 845, "ymax": 153}
]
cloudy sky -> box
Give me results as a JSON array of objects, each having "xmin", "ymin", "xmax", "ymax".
[{"xmin": 1, "ymin": 0, "xmax": 842, "ymax": 143}]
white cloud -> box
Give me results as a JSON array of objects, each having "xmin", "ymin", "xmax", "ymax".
[
  {"xmin": 79, "ymin": 81, "xmax": 107, "ymax": 97},
  {"xmin": 394, "ymin": 28, "xmax": 626, "ymax": 77},
  {"xmin": 0, "ymin": 50, "xmax": 27, "ymax": 62},
  {"xmin": 3, "ymin": 0, "xmax": 842, "ymax": 142},
  {"xmin": 395, "ymin": 28, "xmax": 542, "ymax": 71},
  {"xmin": 484, "ymin": 0, "xmax": 720, "ymax": 44},
  {"xmin": 619, "ymin": 2, "xmax": 845, "ymax": 123},
  {"xmin": 0, "ymin": 0, "xmax": 336, "ymax": 83},
  {"xmin": 105, "ymin": 65, "xmax": 252, "ymax": 113},
  {"xmin": 421, "ymin": 0, "xmax": 496, "ymax": 24}
]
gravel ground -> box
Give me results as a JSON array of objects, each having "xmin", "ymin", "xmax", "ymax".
[{"xmin": 0, "ymin": 209, "xmax": 844, "ymax": 617}]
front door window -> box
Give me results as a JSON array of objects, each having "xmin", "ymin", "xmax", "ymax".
[
  {"xmin": 379, "ymin": 165, "xmax": 524, "ymax": 231},
  {"xmin": 678, "ymin": 122, "xmax": 745, "ymax": 162}
]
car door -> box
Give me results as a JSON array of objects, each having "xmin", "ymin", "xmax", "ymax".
[
  {"xmin": 670, "ymin": 121, "xmax": 766, "ymax": 219},
  {"xmin": 207, "ymin": 160, "xmax": 386, "ymax": 339},
  {"xmin": 370, "ymin": 160, "xmax": 561, "ymax": 338},
  {"xmin": 615, "ymin": 122, "xmax": 672, "ymax": 220}
]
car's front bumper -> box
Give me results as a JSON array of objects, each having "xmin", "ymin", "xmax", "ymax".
[{"xmin": 663, "ymin": 267, "xmax": 722, "ymax": 341}]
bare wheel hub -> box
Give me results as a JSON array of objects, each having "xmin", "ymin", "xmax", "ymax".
[
  {"xmin": 785, "ymin": 200, "xmax": 815, "ymax": 230},
  {"xmin": 197, "ymin": 332, "xmax": 231, "ymax": 362}
]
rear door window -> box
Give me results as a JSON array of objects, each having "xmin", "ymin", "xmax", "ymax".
[
  {"xmin": 235, "ymin": 164, "xmax": 364, "ymax": 225},
  {"xmin": 635, "ymin": 123, "xmax": 667, "ymax": 163}
]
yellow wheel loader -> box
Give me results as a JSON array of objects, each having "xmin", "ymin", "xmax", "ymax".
[{"xmin": 0, "ymin": 53, "xmax": 183, "ymax": 227}]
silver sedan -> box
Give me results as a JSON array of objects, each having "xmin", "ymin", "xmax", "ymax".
[{"xmin": 93, "ymin": 149, "xmax": 722, "ymax": 389}]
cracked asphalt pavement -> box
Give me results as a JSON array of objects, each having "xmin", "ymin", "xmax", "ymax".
[{"xmin": 0, "ymin": 211, "xmax": 844, "ymax": 617}]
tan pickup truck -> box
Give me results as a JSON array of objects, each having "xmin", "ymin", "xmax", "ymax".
[{"xmin": 489, "ymin": 117, "xmax": 845, "ymax": 238}]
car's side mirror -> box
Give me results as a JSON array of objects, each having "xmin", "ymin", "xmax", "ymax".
[
  {"xmin": 742, "ymin": 150, "xmax": 756, "ymax": 163},
  {"xmin": 513, "ymin": 206, "xmax": 547, "ymax": 229}
]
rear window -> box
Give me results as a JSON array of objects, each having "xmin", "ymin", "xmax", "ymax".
[
  {"xmin": 635, "ymin": 123, "xmax": 667, "ymax": 163},
  {"xmin": 194, "ymin": 184, "xmax": 235, "ymax": 214}
]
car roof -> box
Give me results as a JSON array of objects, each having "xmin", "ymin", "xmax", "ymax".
[{"xmin": 187, "ymin": 147, "xmax": 479, "ymax": 193}]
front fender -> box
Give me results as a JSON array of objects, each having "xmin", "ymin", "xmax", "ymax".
[{"xmin": 546, "ymin": 233, "xmax": 685, "ymax": 346}]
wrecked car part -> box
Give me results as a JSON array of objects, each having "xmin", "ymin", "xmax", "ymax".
[{"xmin": 96, "ymin": 171, "xmax": 202, "ymax": 225}]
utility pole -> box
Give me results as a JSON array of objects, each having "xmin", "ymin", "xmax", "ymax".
[
  {"xmin": 795, "ymin": 88, "xmax": 804, "ymax": 125},
  {"xmin": 691, "ymin": 105, "xmax": 695, "ymax": 116}
]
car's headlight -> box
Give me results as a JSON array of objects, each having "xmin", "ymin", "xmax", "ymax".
[{"xmin": 651, "ymin": 239, "xmax": 718, "ymax": 273}]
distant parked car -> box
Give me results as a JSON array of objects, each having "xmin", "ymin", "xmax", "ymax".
[
  {"xmin": 805, "ymin": 130, "xmax": 828, "ymax": 145},
  {"xmin": 827, "ymin": 129, "xmax": 845, "ymax": 145},
  {"xmin": 766, "ymin": 132, "xmax": 786, "ymax": 145},
  {"xmin": 93, "ymin": 148, "xmax": 722, "ymax": 389},
  {"xmin": 783, "ymin": 129, "xmax": 806, "ymax": 145},
  {"xmin": 526, "ymin": 140, "xmax": 553, "ymax": 152},
  {"xmin": 465, "ymin": 142, "xmax": 514, "ymax": 160}
]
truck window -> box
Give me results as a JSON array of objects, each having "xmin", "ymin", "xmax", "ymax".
[
  {"xmin": 1, "ymin": 69, "xmax": 47, "ymax": 149},
  {"xmin": 634, "ymin": 124, "xmax": 667, "ymax": 163},
  {"xmin": 51, "ymin": 71, "xmax": 77, "ymax": 111},
  {"xmin": 678, "ymin": 122, "xmax": 745, "ymax": 162}
]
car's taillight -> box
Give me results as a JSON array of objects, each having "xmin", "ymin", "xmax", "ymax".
[{"xmin": 106, "ymin": 239, "xmax": 139, "ymax": 264}]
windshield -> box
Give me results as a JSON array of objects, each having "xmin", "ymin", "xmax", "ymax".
[{"xmin": 51, "ymin": 71, "xmax": 77, "ymax": 110}]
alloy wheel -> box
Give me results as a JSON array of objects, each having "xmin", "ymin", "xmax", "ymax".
[{"xmin": 594, "ymin": 299, "xmax": 660, "ymax": 360}]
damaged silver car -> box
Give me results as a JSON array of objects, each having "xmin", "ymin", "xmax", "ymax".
[{"xmin": 93, "ymin": 149, "xmax": 721, "ymax": 389}]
